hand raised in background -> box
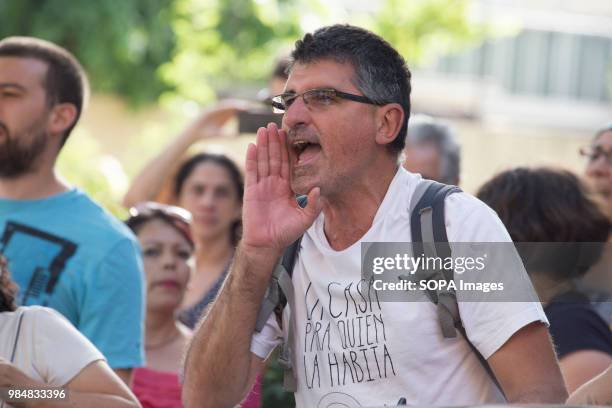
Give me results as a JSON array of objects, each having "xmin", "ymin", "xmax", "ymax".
[{"xmin": 191, "ymin": 99, "xmax": 253, "ymax": 139}]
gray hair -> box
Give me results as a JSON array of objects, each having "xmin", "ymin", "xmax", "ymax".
[{"xmin": 405, "ymin": 115, "xmax": 461, "ymax": 185}]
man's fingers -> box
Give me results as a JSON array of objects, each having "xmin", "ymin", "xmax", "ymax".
[
  {"xmin": 245, "ymin": 143, "xmax": 258, "ymax": 187},
  {"xmin": 268, "ymin": 123, "xmax": 281, "ymax": 176},
  {"xmin": 279, "ymin": 128, "xmax": 290, "ymax": 180},
  {"xmin": 303, "ymin": 187, "xmax": 323, "ymax": 222},
  {"xmin": 256, "ymin": 127, "xmax": 269, "ymax": 179}
]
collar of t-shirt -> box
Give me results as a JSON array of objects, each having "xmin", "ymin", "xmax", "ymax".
[{"xmin": 0, "ymin": 188, "xmax": 81, "ymax": 213}]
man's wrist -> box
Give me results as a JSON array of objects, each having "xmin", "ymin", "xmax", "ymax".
[
  {"xmin": 231, "ymin": 243, "xmax": 283, "ymax": 296},
  {"xmin": 239, "ymin": 242, "xmax": 283, "ymax": 264}
]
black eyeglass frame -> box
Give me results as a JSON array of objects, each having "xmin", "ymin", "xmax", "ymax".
[{"xmin": 271, "ymin": 88, "xmax": 384, "ymax": 112}]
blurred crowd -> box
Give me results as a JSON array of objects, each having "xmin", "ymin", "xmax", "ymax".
[{"xmin": 0, "ymin": 25, "xmax": 611, "ymax": 408}]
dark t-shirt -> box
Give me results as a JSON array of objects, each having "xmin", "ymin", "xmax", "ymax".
[
  {"xmin": 178, "ymin": 265, "xmax": 229, "ymax": 329},
  {"xmin": 545, "ymin": 291, "xmax": 612, "ymax": 359}
]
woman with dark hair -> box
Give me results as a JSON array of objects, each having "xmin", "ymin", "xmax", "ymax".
[
  {"xmin": 0, "ymin": 255, "xmax": 140, "ymax": 408},
  {"xmin": 477, "ymin": 167, "xmax": 612, "ymax": 393},
  {"xmin": 125, "ymin": 202, "xmax": 262, "ymax": 408},
  {"xmin": 125, "ymin": 203, "xmax": 194, "ymax": 408}
]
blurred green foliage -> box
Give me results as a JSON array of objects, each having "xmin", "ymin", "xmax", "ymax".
[
  {"xmin": 161, "ymin": 0, "xmax": 303, "ymax": 104},
  {"xmin": 263, "ymin": 350, "xmax": 296, "ymax": 407},
  {"xmin": 57, "ymin": 130, "xmax": 129, "ymax": 219},
  {"xmin": 0, "ymin": 0, "xmax": 177, "ymax": 106},
  {"xmin": 373, "ymin": 0, "xmax": 482, "ymax": 63},
  {"xmin": 0, "ymin": 0, "xmax": 478, "ymax": 106}
]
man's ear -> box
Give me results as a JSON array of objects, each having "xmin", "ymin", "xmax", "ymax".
[
  {"xmin": 374, "ymin": 103, "xmax": 404, "ymax": 147},
  {"xmin": 47, "ymin": 103, "xmax": 77, "ymax": 138}
]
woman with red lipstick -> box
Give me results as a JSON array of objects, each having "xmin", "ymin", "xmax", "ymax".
[
  {"xmin": 126, "ymin": 201, "xmax": 261, "ymax": 408},
  {"xmin": 125, "ymin": 202, "xmax": 195, "ymax": 408}
]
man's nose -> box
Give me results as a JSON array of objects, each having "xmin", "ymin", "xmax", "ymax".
[{"xmin": 282, "ymin": 96, "xmax": 311, "ymax": 130}]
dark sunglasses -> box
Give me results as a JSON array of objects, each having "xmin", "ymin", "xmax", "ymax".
[{"xmin": 271, "ymin": 88, "xmax": 383, "ymax": 113}]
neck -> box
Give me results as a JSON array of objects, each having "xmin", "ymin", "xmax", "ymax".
[
  {"xmin": 0, "ymin": 157, "xmax": 69, "ymax": 200},
  {"xmin": 145, "ymin": 308, "xmax": 179, "ymax": 346},
  {"xmin": 194, "ymin": 232, "xmax": 234, "ymax": 267},
  {"xmin": 322, "ymin": 160, "xmax": 398, "ymax": 250}
]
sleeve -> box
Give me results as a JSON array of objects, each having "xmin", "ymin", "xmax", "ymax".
[
  {"xmin": 444, "ymin": 193, "xmax": 549, "ymax": 359},
  {"xmin": 78, "ymin": 237, "xmax": 145, "ymax": 369},
  {"xmin": 547, "ymin": 304, "xmax": 612, "ymax": 358},
  {"xmin": 250, "ymin": 313, "xmax": 283, "ymax": 360},
  {"xmin": 33, "ymin": 307, "xmax": 105, "ymax": 386}
]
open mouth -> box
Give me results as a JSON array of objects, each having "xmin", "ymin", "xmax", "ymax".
[{"xmin": 292, "ymin": 140, "xmax": 321, "ymax": 165}]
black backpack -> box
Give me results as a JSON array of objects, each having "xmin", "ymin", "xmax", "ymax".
[{"xmin": 254, "ymin": 179, "xmax": 504, "ymax": 397}]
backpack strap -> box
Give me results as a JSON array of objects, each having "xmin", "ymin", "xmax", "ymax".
[
  {"xmin": 254, "ymin": 195, "xmax": 307, "ymax": 392},
  {"xmin": 9, "ymin": 309, "xmax": 25, "ymax": 363},
  {"xmin": 410, "ymin": 180, "xmax": 461, "ymax": 336},
  {"xmin": 409, "ymin": 179, "xmax": 505, "ymax": 399}
]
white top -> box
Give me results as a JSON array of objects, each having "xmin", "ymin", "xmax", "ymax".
[
  {"xmin": 0, "ymin": 306, "xmax": 105, "ymax": 387},
  {"xmin": 251, "ymin": 167, "xmax": 548, "ymax": 407}
]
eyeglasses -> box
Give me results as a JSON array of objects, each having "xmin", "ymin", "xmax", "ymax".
[
  {"xmin": 579, "ymin": 146, "xmax": 612, "ymax": 165},
  {"xmin": 271, "ymin": 88, "xmax": 383, "ymax": 113}
]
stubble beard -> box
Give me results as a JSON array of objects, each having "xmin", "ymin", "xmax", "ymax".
[{"xmin": 0, "ymin": 120, "xmax": 48, "ymax": 178}]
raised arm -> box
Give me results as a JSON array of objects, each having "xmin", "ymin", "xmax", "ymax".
[
  {"xmin": 122, "ymin": 102, "xmax": 247, "ymax": 208},
  {"xmin": 181, "ymin": 123, "xmax": 322, "ymax": 408}
]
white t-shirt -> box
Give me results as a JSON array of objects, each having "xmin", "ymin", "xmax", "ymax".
[
  {"xmin": 251, "ymin": 168, "xmax": 548, "ymax": 407},
  {"xmin": 0, "ymin": 306, "xmax": 105, "ymax": 388}
]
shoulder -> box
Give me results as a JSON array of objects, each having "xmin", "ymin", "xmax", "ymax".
[
  {"xmin": 14, "ymin": 306, "xmax": 99, "ymax": 350},
  {"xmin": 69, "ymin": 190, "xmax": 137, "ymax": 243},
  {"xmin": 66, "ymin": 191, "xmax": 141, "ymax": 267},
  {"xmin": 22, "ymin": 305, "xmax": 80, "ymax": 333},
  {"xmin": 398, "ymin": 170, "xmax": 500, "ymax": 234},
  {"xmin": 443, "ymin": 191, "xmax": 512, "ymax": 242}
]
